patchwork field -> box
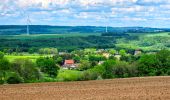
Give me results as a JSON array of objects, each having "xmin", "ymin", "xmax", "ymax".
[{"xmin": 0, "ymin": 76, "xmax": 170, "ymax": 100}]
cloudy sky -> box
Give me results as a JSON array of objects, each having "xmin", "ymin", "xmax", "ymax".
[{"xmin": 0, "ymin": 0, "xmax": 170, "ymax": 28}]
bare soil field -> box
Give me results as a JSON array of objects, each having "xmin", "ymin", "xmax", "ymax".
[{"xmin": 0, "ymin": 76, "xmax": 170, "ymax": 100}]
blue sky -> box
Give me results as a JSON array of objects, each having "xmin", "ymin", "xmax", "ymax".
[{"xmin": 0, "ymin": 0, "xmax": 170, "ymax": 28}]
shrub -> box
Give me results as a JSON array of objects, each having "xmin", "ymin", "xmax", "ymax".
[
  {"xmin": 7, "ymin": 74, "xmax": 24, "ymax": 84},
  {"xmin": 12, "ymin": 58, "xmax": 42, "ymax": 82},
  {"xmin": 36, "ymin": 57, "xmax": 60, "ymax": 78},
  {"xmin": 0, "ymin": 51, "xmax": 4, "ymax": 59},
  {"xmin": 102, "ymin": 60, "xmax": 116, "ymax": 79},
  {"xmin": 81, "ymin": 71, "xmax": 98, "ymax": 81}
]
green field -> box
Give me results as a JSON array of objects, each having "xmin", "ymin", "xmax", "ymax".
[
  {"xmin": 116, "ymin": 32, "xmax": 170, "ymax": 51},
  {"xmin": 5, "ymin": 55, "xmax": 51, "ymax": 62}
]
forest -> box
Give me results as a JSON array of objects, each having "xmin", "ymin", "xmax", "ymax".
[{"xmin": 0, "ymin": 26, "xmax": 170, "ymax": 84}]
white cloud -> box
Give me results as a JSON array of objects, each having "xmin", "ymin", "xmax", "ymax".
[{"xmin": 0, "ymin": 0, "xmax": 170, "ymax": 27}]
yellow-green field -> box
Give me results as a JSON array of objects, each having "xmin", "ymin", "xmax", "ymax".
[{"xmin": 5, "ymin": 55, "xmax": 51, "ymax": 62}]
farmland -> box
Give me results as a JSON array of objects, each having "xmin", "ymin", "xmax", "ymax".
[{"xmin": 0, "ymin": 76, "xmax": 170, "ymax": 100}]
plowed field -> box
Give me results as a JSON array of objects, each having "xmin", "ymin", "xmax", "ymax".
[{"xmin": 0, "ymin": 76, "xmax": 170, "ymax": 100}]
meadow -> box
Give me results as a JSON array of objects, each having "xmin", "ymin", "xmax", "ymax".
[
  {"xmin": 5, "ymin": 55, "xmax": 44, "ymax": 62},
  {"xmin": 116, "ymin": 32, "xmax": 170, "ymax": 51}
]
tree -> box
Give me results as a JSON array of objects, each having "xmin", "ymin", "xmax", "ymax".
[
  {"xmin": 73, "ymin": 56, "xmax": 80, "ymax": 63},
  {"xmin": 89, "ymin": 55, "xmax": 106, "ymax": 62},
  {"xmin": 0, "ymin": 58, "xmax": 11, "ymax": 83},
  {"xmin": 12, "ymin": 59, "xmax": 41, "ymax": 82},
  {"xmin": 0, "ymin": 51, "xmax": 4, "ymax": 59},
  {"xmin": 6, "ymin": 73, "xmax": 24, "ymax": 84},
  {"xmin": 109, "ymin": 49, "xmax": 116, "ymax": 55},
  {"xmin": 119, "ymin": 49, "xmax": 126, "ymax": 56},
  {"xmin": 138, "ymin": 54, "xmax": 158, "ymax": 76},
  {"xmin": 56, "ymin": 57, "xmax": 63, "ymax": 65},
  {"xmin": 39, "ymin": 48, "xmax": 58, "ymax": 55},
  {"xmin": 156, "ymin": 50, "xmax": 170, "ymax": 67},
  {"xmin": 36, "ymin": 57, "xmax": 60, "ymax": 78},
  {"xmin": 112, "ymin": 61, "xmax": 138, "ymax": 78},
  {"xmin": 78, "ymin": 60, "xmax": 92, "ymax": 71},
  {"xmin": 102, "ymin": 60, "xmax": 116, "ymax": 79},
  {"xmin": 156, "ymin": 50, "xmax": 170, "ymax": 75}
]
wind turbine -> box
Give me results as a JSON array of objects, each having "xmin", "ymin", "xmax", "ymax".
[
  {"xmin": 102, "ymin": 11, "xmax": 108, "ymax": 33},
  {"xmin": 105, "ymin": 24, "xmax": 108, "ymax": 33},
  {"xmin": 26, "ymin": 15, "xmax": 31, "ymax": 35},
  {"xmin": 19, "ymin": 9, "xmax": 31, "ymax": 36}
]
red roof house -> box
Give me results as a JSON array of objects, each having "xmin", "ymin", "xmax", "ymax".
[
  {"xmin": 63, "ymin": 60, "xmax": 78, "ymax": 69},
  {"xmin": 64, "ymin": 60, "xmax": 74, "ymax": 65}
]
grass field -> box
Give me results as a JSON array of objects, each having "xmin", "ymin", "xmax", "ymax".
[
  {"xmin": 116, "ymin": 32, "xmax": 170, "ymax": 51},
  {"xmin": 5, "ymin": 54, "xmax": 51, "ymax": 62},
  {"xmin": 0, "ymin": 76, "xmax": 169, "ymax": 100}
]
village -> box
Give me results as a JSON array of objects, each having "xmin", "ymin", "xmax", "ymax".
[{"xmin": 58, "ymin": 48, "xmax": 142, "ymax": 70}]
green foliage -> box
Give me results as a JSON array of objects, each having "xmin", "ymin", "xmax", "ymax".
[
  {"xmin": 77, "ymin": 65, "xmax": 104, "ymax": 81},
  {"xmin": 78, "ymin": 60, "xmax": 92, "ymax": 71},
  {"xmin": 0, "ymin": 51, "xmax": 4, "ymax": 59},
  {"xmin": 109, "ymin": 49, "xmax": 116, "ymax": 55},
  {"xmin": 119, "ymin": 49, "xmax": 126, "ymax": 56},
  {"xmin": 6, "ymin": 73, "xmax": 24, "ymax": 84},
  {"xmin": 89, "ymin": 55, "xmax": 106, "ymax": 62},
  {"xmin": 11, "ymin": 59, "xmax": 41, "ymax": 82},
  {"xmin": 56, "ymin": 57, "xmax": 63, "ymax": 65},
  {"xmin": 0, "ymin": 58, "xmax": 11, "ymax": 83},
  {"xmin": 0, "ymin": 35, "xmax": 116, "ymax": 52},
  {"xmin": 73, "ymin": 56, "xmax": 80, "ymax": 63},
  {"xmin": 112, "ymin": 61, "xmax": 138, "ymax": 78},
  {"xmin": 138, "ymin": 50, "xmax": 170, "ymax": 76},
  {"xmin": 81, "ymin": 71, "xmax": 98, "ymax": 81},
  {"xmin": 39, "ymin": 48, "xmax": 58, "ymax": 54},
  {"xmin": 57, "ymin": 69, "xmax": 82, "ymax": 81},
  {"xmin": 0, "ymin": 58, "xmax": 11, "ymax": 71},
  {"xmin": 36, "ymin": 57, "xmax": 60, "ymax": 78},
  {"xmin": 102, "ymin": 60, "xmax": 116, "ymax": 79}
]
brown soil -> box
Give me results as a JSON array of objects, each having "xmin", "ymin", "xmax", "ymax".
[{"xmin": 0, "ymin": 76, "xmax": 170, "ymax": 100}]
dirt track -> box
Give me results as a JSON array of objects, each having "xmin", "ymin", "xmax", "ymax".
[{"xmin": 0, "ymin": 76, "xmax": 170, "ymax": 100}]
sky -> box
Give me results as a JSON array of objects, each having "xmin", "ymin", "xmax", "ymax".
[{"xmin": 0, "ymin": 0, "xmax": 170, "ymax": 28}]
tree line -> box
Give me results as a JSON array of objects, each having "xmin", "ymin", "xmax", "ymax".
[{"xmin": 0, "ymin": 49, "xmax": 170, "ymax": 84}]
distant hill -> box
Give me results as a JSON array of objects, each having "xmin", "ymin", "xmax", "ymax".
[{"xmin": 0, "ymin": 25, "xmax": 170, "ymax": 35}]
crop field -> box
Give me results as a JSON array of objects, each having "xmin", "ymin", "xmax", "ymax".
[{"xmin": 0, "ymin": 76, "xmax": 169, "ymax": 100}]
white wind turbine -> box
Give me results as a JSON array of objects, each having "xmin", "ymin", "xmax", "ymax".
[
  {"xmin": 20, "ymin": 10, "xmax": 32, "ymax": 36},
  {"xmin": 26, "ymin": 14, "xmax": 31, "ymax": 35},
  {"xmin": 102, "ymin": 11, "xmax": 108, "ymax": 33}
]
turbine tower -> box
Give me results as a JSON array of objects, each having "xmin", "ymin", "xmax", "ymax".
[
  {"xmin": 26, "ymin": 15, "xmax": 31, "ymax": 35},
  {"xmin": 102, "ymin": 11, "xmax": 108, "ymax": 33},
  {"xmin": 105, "ymin": 25, "xmax": 108, "ymax": 33}
]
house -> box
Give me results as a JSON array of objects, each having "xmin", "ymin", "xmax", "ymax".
[
  {"xmin": 58, "ymin": 52, "xmax": 67, "ymax": 55},
  {"xmin": 62, "ymin": 60, "xmax": 78, "ymax": 69},
  {"xmin": 114, "ymin": 54, "xmax": 121, "ymax": 60},
  {"xmin": 98, "ymin": 61, "xmax": 104, "ymax": 65},
  {"xmin": 134, "ymin": 49, "xmax": 142, "ymax": 56},
  {"xmin": 102, "ymin": 53, "xmax": 111, "ymax": 58}
]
